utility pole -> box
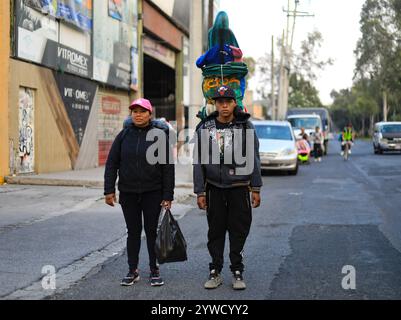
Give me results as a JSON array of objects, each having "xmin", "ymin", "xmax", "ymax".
[
  {"xmin": 277, "ymin": 29, "xmax": 286, "ymax": 120},
  {"xmin": 277, "ymin": 0, "xmax": 313, "ymax": 120}
]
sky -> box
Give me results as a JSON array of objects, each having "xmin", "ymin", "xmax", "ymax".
[{"xmin": 219, "ymin": 0, "xmax": 366, "ymax": 105}]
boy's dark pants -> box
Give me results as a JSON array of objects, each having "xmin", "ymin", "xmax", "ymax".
[
  {"xmin": 205, "ymin": 184, "xmax": 252, "ymax": 273},
  {"xmin": 119, "ymin": 190, "xmax": 162, "ymax": 271}
]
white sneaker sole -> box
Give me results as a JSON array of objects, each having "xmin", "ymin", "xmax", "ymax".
[
  {"xmin": 232, "ymin": 285, "xmax": 246, "ymax": 290},
  {"xmin": 150, "ymin": 281, "xmax": 165, "ymax": 287},
  {"xmin": 120, "ymin": 276, "xmax": 140, "ymax": 286},
  {"xmin": 204, "ymin": 280, "xmax": 223, "ymax": 289}
]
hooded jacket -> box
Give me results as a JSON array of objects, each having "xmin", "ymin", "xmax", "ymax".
[
  {"xmin": 193, "ymin": 109, "xmax": 262, "ymax": 195},
  {"xmin": 104, "ymin": 120, "xmax": 175, "ymax": 200}
]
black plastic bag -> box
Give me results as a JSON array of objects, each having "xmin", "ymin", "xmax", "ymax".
[{"xmin": 155, "ymin": 208, "xmax": 187, "ymax": 264}]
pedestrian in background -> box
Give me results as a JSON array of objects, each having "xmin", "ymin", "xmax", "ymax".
[
  {"xmin": 193, "ymin": 85, "xmax": 263, "ymax": 291},
  {"xmin": 313, "ymin": 126, "xmax": 323, "ymax": 162},
  {"xmin": 104, "ymin": 98, "xmax": 175, "ymax": 287}
]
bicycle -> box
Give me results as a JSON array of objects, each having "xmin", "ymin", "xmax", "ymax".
[{"xmin": 342, "ymin": 141, "xmax": 353, "ymax": 161}]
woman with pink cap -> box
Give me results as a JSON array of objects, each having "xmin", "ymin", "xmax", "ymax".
[{"xmin": 104, "ymin": 98, "xmax": 175, "ymax": 287}]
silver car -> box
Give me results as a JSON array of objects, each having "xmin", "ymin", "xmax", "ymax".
[
  {"xmin": 373, "ymin": 121, "xmax": 401, "ymax": 154},
  {"xmin": 253, "ymin": 120, "xmax": 298, "ymax": 175}
]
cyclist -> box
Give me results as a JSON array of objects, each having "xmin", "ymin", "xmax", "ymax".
[{"xmin": 341, "ymin": 123, "xmax": 355, "ymax": 156}]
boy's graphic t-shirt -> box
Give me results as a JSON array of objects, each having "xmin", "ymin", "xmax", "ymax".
[{"xmin": 215, "ymin": 119, "xmax": 234, "ymax": 158}]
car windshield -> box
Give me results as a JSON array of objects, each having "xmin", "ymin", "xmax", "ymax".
[
  {"xmin": 381, "ymin": 125, "xmax": 401, "ymax": 133},
  {"xmin": 255, "ymin": 125, "xmax": 293, "ymax": 141},
  {"xmin": 288, "ymin": 118, "xmax": 321, "ymax": 129}
]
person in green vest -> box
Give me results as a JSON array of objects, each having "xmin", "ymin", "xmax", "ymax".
[{"xmin": 341, "ymin": 123, "xmax": 355, "ymax": 156}]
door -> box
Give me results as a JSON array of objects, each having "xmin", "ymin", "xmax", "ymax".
[{"xmin": 18, "ymin": 87, "xmax": 35, "ymax": 174}]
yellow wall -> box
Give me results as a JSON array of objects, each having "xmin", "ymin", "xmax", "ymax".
[
  {"xmin": 0, "ymin": 1, "xmax": 10, "ymax": 183},
  {"xmin": 9, "ymin": 60, "xmax": 72, "ymax": 173}
]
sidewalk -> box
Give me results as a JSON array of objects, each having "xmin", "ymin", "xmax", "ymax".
[
  {"xmin": 0, "ymin": 164, "xmax": 196, "ymax": 299},
  {"xmin": 4, "ymin": 164, "xmax": 193, "ymax": 187}
]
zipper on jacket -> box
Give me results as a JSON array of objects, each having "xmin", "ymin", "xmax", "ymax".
[{"xmin": 136, "ymin": 130, "xmax": 141, "ymax": 193}]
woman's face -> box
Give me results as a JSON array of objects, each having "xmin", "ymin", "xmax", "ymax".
[{"xmin": 131, "ymin": 107, "xmax": 151, "ymax": 127}]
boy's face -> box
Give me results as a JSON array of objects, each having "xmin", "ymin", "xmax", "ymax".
[{"xmin": 215, "ymin": 98, "xmax": 236, "ymax": 117}]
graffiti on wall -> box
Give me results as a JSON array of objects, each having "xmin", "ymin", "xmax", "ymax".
[{"xmin": 18, "ymin": 88, "xmax": 35, "ymax": 173}]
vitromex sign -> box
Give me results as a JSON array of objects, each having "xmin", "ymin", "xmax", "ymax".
[{"xmin": 42, "ymin": 40, "xmax": 93, "ymax": 78}]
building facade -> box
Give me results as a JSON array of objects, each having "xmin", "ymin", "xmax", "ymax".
[{"xmin": 0, "ymin": 0, "xmax": 216, "ymax": 181}]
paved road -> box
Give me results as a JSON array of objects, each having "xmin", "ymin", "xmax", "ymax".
[
  {"xmin": 0, "ymin": 185, "xmax": 194, "ymax": 299},
  {"xmin": 51, "ymin": 140, "xmax": 401, "ymax": 300}
]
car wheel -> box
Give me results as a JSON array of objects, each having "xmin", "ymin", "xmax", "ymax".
[
  {"xmin": 378, "ymin": 147, "xmax": 383, "ymax": 154},
  {"xmin": 288, "ymin": 165, "xmax": 298, "ymax": 176}
]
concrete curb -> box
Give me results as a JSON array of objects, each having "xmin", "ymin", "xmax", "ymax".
[
  {"xmin": 5, "ymin": 176, "xmax": 103, "ymax": 188},
  {"xmin": 4, "ymin": 176, "xmax": 193, "ymax": 189}
]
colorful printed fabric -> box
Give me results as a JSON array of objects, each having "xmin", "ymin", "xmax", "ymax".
[{"xmin": 201, "ymin": 62, "xmax": 248, "ymax": 109}]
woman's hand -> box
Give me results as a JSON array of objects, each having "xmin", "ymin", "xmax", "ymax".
[
  {"xmin": 161, "ymin": 200, "xmax": 172, "ymax": 210},
  {"xmin": 105, "ymin": 193, "xmax": 117, "ymax": 207}
]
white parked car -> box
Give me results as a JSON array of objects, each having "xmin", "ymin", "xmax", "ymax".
[
  {"xmin": 373, "ymin": 121, "xmax": 401, "ymax": 154},
  {"xmin": 253, "ymin": 120, "xmax": 298, "ymax": 175}
]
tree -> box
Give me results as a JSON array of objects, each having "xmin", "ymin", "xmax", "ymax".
[
  {"xmin": 330, "ymin": 79, "xmax": 380, "ymax": 136},
  {"xmin": 288, "ymin": 73, "xmax": 323, "ymax": 108},
  {"xmin": 355, "ymin": 0, "xmax": 401, "ymax": 121},
  {"xmin": 256, "ymin": 30, "xmax": 332, "ymax": 108},
  {"xmin": 293, "ymin": 30, "xmax": 333, "ymax": 84}
]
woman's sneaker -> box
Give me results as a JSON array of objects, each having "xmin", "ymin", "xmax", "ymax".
[
  {"xmin": 232, "ymin": 271, "xmax": 246, "ymax": 290},
  {"xmin": 150, "ymin": 269, "xmax": 164, "ymax": 287},
  {"xmin": 204, "ymin": 270, "xmax": 223, "ymax": 289},
  {"xmin": 120, "ymin": 269, "xmax": 140, "ymax": 286}
]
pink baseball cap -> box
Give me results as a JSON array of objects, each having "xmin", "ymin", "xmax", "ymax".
[{"xmin": 129, "ymin": 98, "xmax": 153, "ymax": 113}]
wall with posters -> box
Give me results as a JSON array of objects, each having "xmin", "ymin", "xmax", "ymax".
[
  {"xmin": 8, "ymin": 59, "xmax": 108, "ymax": 173},
  {"xmin": 93, "ymin": 0, "xmax": 138, "ymax": 90},
  {"xmin": 9, "ymin": 60, "xmax": 72, "ymax": 173},
  {"xmin": 15, "ymin": 0, "xmax": 92, "ymax": 79},
  {"xmin": 22, "ymin": 0, "xmax": 92, "ymax": 32},
  {"xmin": 96, "ymin": 88, "xmax": 130, "ymax": 166}
]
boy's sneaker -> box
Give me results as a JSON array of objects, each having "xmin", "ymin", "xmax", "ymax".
[
  {"xmin": 120, "ymin": 269, "xmax": 140, "ymax": 286},
  {"xmin": 204, "ymin": 269, "xmax": 223, "ymax": 289},
  {"xmin": 232, "ymin": 271, "xmax": 246, "ymax": 290},
  {"xmin": 150, "ymin": 269, "xmax": 164, "ymax": 287}
]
